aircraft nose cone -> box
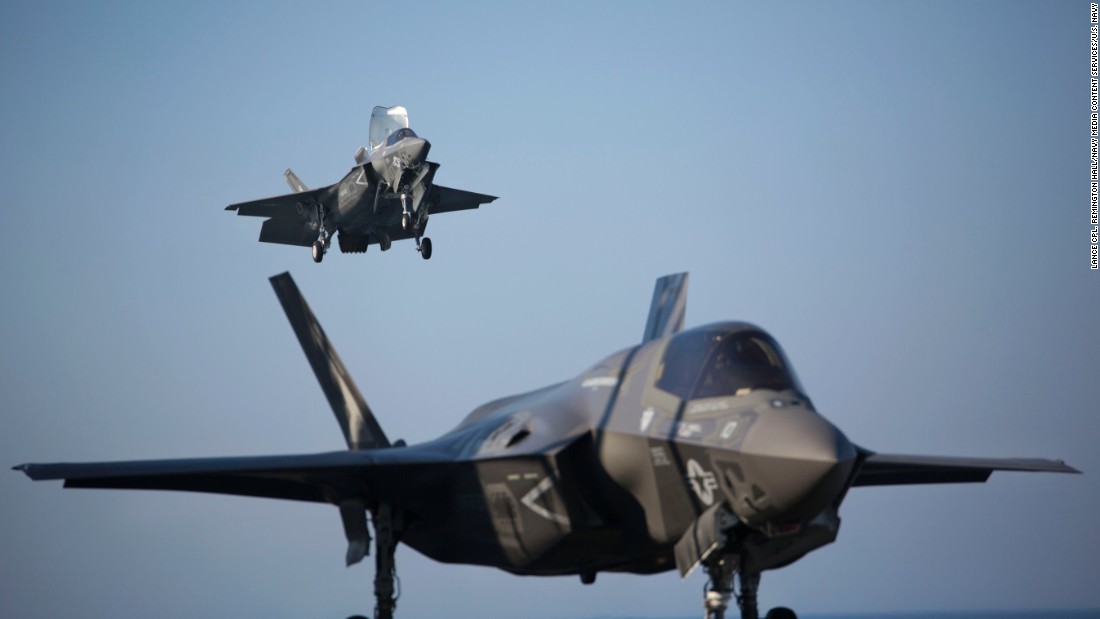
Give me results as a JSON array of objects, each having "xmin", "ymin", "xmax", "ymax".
[
  {"xmin": 732, "ymin": 408, "xmax": 856, "ymax": 526},
  {"xmin": 404, "ymin": 138, "xmax": 430, "ymax": 166}
]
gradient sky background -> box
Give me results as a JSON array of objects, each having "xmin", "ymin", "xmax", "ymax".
[{"xmin": 2, "ymin": 2, "xmax": 1097, "ymax": 618}]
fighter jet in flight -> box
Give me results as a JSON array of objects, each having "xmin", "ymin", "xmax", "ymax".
[
  {"xmin": 226, "ymin": 106, "xmax": 497, "ymax": 262},
  {"xmin": 14, "ymin": 273, "xmax": 1078, "ymax": 619}
]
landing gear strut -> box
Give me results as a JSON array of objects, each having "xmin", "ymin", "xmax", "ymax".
[
  {"xmin": 703, "ymin": 555, "xmax": 736, "ymax": 619},
  {"xmin": 371, "ymin": 504, "xmax": 401, "ymax": 619},
  {"xmin": 702, "ymin": 555, "xmax": 797, "ymax": 619},
  {"xmin": 398, "ymin": 188, "xmax": 432, "ymax": 260},
  {"xmin": 312, "ymin": 204, "xmax": 330, "ymax": 263}
]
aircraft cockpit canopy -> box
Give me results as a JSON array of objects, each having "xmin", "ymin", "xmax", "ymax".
[
  {"xmin": 655, "ymin": 324, "xmax": 804, "ymax": 401},
  {"xmin": 385, "ymin": 128, "xmax": 418, "ymax": 147},
  {"xmin": 368, "ymin": 105, "xmax": 410, "ymax": 154}
]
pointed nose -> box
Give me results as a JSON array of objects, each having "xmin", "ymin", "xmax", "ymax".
[
  {"xmin": 731, "ymin": 408, "xmax": 856, "ymax": 526},
  {"xmin": 402, "ymin": 137, "xmax": 430, "ymax": 166}
]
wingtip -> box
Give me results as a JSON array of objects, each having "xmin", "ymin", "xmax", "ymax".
[{"xmin": 1058, "ymin": 461, "xmax": 1083, "ymax": 474}]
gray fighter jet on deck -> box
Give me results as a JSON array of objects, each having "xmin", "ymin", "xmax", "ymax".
[
  {"xmin": 226, "ymin": 106, "xmax": 497, "ymax": 262},
  {"xmin": 14, "ymin": 273, "xmax": 1078, "ymax": 619}
]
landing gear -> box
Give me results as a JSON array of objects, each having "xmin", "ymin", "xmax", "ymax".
[
  {"xmin": 703, "ymin": 555, "xmax": 735, "ymax": 619},
  {"xmin": 399, "ymin": 190, "xmax": 411, "ymax": 231},
  {"xmin": 371, "ymin": 504, "xmax": 401, "ymax": 619},
  {"xmin": 312, "ymin": 203, "xmax": 330, "ymax": 263},
  {"xmin": 702, "ymin": 555, "xmax": 797, "ymax": 619},
  {"xmin": 735, "ymin": 571, "xmax": 760, "ymax": 619},
  {"xmin": 398, "ymin": 186, "xmax": 433, "ymax": 260}
]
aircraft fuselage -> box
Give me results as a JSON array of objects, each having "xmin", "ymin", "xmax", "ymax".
[{"xmin": 385, "ymin": 322, "xmax": 857, "ymax": 578}]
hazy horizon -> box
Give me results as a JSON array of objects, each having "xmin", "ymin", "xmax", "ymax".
[{"xmin": 2, "ymin": 2, "xmax": 1096, "ymax": 619}]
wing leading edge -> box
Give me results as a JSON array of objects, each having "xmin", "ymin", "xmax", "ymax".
[
  {"xmin": 852, "ymin": 452, "xmax": 1080, "ymax": 487},
  {"xmin": 12, "ymin": 445, "xmax": 454, "ymax": 503}
]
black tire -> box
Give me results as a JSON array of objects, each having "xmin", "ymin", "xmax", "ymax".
[
  {"xmin": 765, "ymin": 607, "xmax": 798, "ymax": 619},
  {"xmin": 312, "ymin": 240, "xmax": 324, "ymax": 263},
  {"xmin": 420, "ymin": 237, "xmax": 432, "ymax": 260}
]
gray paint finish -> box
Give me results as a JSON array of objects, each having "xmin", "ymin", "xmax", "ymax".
[
  {"xmin": 226, "ymin": 106, "xmax": 497, "ymax": 263},
  {"xmin": 14, "ymin": 273, "xmax": 1078, "ymax": 619}
]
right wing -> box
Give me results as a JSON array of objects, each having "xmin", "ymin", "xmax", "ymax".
[
  {"xmin": 226, "ymin": 187, "xmax": 328, "ymax": 247},
  {"xmin": 851, "ymin": 452, "xmax": 1080, "ymax": 487},
  {"xmin": 13, "ymin": 447, "xmax": 452, "ymax": 503}
]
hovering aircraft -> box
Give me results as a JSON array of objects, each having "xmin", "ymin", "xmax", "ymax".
[
  {"xmin": 226, "ymin": 106, "xmax": 497, "ymax": 262},
  {"xmin": 14, "ymin": 273, "xmax": 1078, "ymax": 619}
]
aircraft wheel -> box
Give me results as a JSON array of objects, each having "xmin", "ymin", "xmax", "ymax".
[
  {"xmin": 764, "ymin": 607, "xmax": 798, "ymax": 619},
  {"xmin": 420, "ymin": 237, "xmax": 432, "ymax": 260},
  {"xmin": 401, "ymin": 213, "xmax": 409, "ymax": 231},
  {"xmin": 312, "ymin": 240, "xmax": 324, "ymax": 263}
]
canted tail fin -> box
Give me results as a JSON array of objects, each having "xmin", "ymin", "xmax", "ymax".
[
  {"xmin": 284, "ymin": 169, "xmax": 308, "ymax": 193},
  {"xmin": 269, "ymin": 273, "xmax": 390, "ymax": 450},
  {"xmin": 643, "ymin": 273, "xmax": 689, "ymax": 343}
]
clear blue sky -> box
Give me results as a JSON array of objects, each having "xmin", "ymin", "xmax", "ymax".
[{"xmin": 1, "ymin": 2, "xmax": 1096, "ymax": 618}]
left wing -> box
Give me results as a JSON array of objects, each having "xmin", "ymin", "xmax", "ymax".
[
  {"xmin": 851, "ymin": 452, "xmax": 1079, "ymax": 487},
  {"xmin": 430, "ymin": 185, "xmax": 497, "ymax": 214}
]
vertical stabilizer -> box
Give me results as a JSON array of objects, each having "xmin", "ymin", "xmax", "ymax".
[
  {"xmin": 269, "ymin": 273, "xmax": 390, "ymax": 450},
  {"xmin": 284, "ymin": 169, "xmax": 308, "ymax": 193},
  {"xmin": 642, "ymin": 273, "xmax": 689, "ymax": 343}
]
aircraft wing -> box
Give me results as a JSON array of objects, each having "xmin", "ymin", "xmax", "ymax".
[
  {"xmin": 226, "ymin": 187, "xmax": 328, "ymax": 247},
  {"xmin": 851, "ymin": 452, "xmax": 1080, "ymax": 487},
  {"xmin": 430, "ymin": 185, "xmax": 498, "ymax": 214},
  {"xmin": 13, "ymin": 448, "xmax": 451, "ymax": 503}
]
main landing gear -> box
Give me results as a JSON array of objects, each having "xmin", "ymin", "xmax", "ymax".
[
  {"xmin": 399, "ymin": 189, "xmax": 432, "ymax": 261},
  {"xmin": 371, "ymin": 504, "xmax": 401, "ymax": 619},
  {"xmin": 703, "ymin": 555, "xmax": 798, "ymax": 619},
  {"xmin": 312, "ymin": 204, "xmax": 331, "ymax": 263},
  {"xmin": 345, "ymin": 503, "xmax": 402, "ymax": 619}
]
